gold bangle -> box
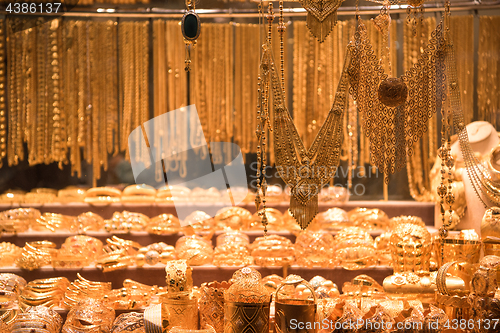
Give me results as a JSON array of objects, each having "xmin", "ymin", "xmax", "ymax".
[
  {"xmin": 146, "ymin": 214, "xmax": 180, "ymax": 235},
  {"xmin": 104, "ymin": 212, "xmax": 150, "ymax": 233},
  {"xmin": 111, "ymin": 312, "xmax": 145, "ymax": 333},
  {"xmin": 73, "ymin": 212, "xmax": 104, "ymax": 233},
  {"xmin": 164, "ymin": 259, "xmax": 193, "ymax": 296},
  {"xmin": 175, "ymin": 235, "xmax": 214, "ymax": 266},
  {"xmin": 64, "ymin": 298, "xmax": 115, "ymax": 333},
  {"xmin": 33, "ymin": 213, "xmax": 74, "ymax": 232}
]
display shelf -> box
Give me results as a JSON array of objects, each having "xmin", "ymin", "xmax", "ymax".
[
  {"xmin": 0, "ymin": 200, "xmax": 437, "ymax": 225},
  {"xmin": 0, "ymin": 228, "xmax": 417, "ymax": 248},
  {"xmin": 0, "ymin": 265, "xmax": 393, "ymax": 289}
]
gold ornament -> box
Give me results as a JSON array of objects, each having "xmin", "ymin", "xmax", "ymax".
[{"xmin": 299, "ymin": 0, "xmax": 344, "ymax": 43}]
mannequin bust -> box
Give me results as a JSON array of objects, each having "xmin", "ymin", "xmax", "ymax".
[
  {"xmin": 450, "ymin": 121, "xmax": 499, "ymax": 164},
  {"xmin": 451, "ymin": 121, "xmax": 499, "ymax": 234}
]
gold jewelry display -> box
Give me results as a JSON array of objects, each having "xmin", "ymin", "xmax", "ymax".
[
  {"xmin": 443, "ymin": 11, "xmax": 500, "ymax": 212},
  {"xmin": 214, "ymin": 207, "xmax": 252, "ymax": 230},
  {"xmin": 96, "ymin": 236, "xmax": 139, "ymax": 272},
  {"xmin": 160, "ymin": 294, "xmax": 199, "ymax": 331},
  {"xmin": 16, "ymin": 241, "xmax": 57, "ymax": 271},
  {"xmin": 213, "ymin": 243, "xmax": 253, "ymax": 267},
  {"xmin": 0, "ymin": 208, "xmax": 40, "ymax": 234},
  {"xmin": 249, "ymin": 208, "xmax": 284, "ymax": 231},
  {"xmin": 482, "ymin": 206, "xmax": 500, "ymax": 241},
  {"xmin": 189, "ymin": 22, "xmax": 234, "ymax": 166},
  {"xmin": 33, "ymin": 213, "xmax": 74, "ymax": 232},
  {"xmin": 274, "ymin": 275, "xmax": 316, "ymax": 333},
  {"xmin": 152, "ymin": 20, "xmax": 189, "ymax": 179},
  {"xmin": 105, "ymin": 280, "xmax": 157, "ymax": 310},
  {"xmin": 136, "ymin": 242, "xmax": 175, "ymax": 267},
  {"xmin": 389, "ymin": 222, "xmax": 431, "ymax": 273},
  {"xmin": 333, "ymin": 227, "xmax": 377, "ymax": 270},
  {"xmin": 250, "ymin": 235, "xmax": 294, "ymax": 267},
  {"xmin": 72, "ymin": 211, "xmax": 105, "ymax": 234},
  {"xmin": 103, "ymin": 211, "xmax": 150, "ymax": 233},
  {"xmin": 164, "ymin": 259, "xmax": 193, "ymax": 296}
]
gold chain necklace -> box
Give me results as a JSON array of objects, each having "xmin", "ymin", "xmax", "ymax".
[{"xmin": 0, "ymin": 19, "xmax": 6, "ymax": 167}]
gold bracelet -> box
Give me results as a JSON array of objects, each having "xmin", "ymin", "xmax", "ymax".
[{"xmin": 164, "ymin": 259, "xmax": 193, "ymax": 296}]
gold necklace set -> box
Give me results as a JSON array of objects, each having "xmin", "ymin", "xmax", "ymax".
[
  {"xmin": 5, "ymin": 18, "xmax": 144, "ymax": 187},
  {"xmin": 119, "ymin": 21, "xmax": 149, "ymax": 174},
  {"xmin": 7, "ymin": 18, "xmax": 63, "ymax": 168}
]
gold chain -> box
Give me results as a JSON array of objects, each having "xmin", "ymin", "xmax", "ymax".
[{"xmin": 0, "ymin": 19, "xmax": 6, "ymax": 167}]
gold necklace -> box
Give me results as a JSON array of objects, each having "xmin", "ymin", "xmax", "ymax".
[
  {"xmin": 348, "ymin": 15, "xmax": 446, "ymax": 184},
  {"xmin": 299, "ymin": 0, "xmax": 344, "ymax": 43},
  {"xmin": 264, "ymin": 42, "xmax": 350, "ymax": 229},
  {"xmin": 261, "ymin": 5, "xmax": 351, "ymax": 229},
  {"xmin": 404, "ymin": 16, "xmax": 436, "ymax": 202},
  {"xmin": 0, "ymin": 19, "xmax": 6, "ymax": 167},
  {"xmin": 477, "ymin": 16, "xmax": 500, "ymax": 129},
  {"xmin": 63, "ymin": 20, "xmax": 79, "ymax": 177}
]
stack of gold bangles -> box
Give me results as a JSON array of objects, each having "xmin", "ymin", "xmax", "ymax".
[
  {"xmin": 96, "ymin": 236, "xmax": 140, "ymax": 272},
  {"xmin": 12, "ymin": 306, "xmax": 63, "ymax": 333},
  {"xmin": 0, "ymin": 273, "xmax": 26, "ymax": 309},
  {"xmin": 0, "ymin": 208, "xmax": 40, "ymax": 234},
  {"xmin": 33, "ymin": 213, "xmax": 75, "ymax": 232},
  {"xmin": 64, "ymin": 274, "xmax": 112, "ymax": 308},
  {"xmin": 0, "ymin": 243, "xmax": 21, "ymax": 266},
  {"xmin": 63, "ymin": 298, "xmax": 115, "ymax": 333},
  {"xmin": 16, "ymin": 241, "xmax": 57, "ymax": 271},
  {"xmin": 105, "ymin": 279, "xmax": 157, "ymax": 310},
  {"xmin": 19, "ymin": 277, "xmax": 70, "ymax": 310}
]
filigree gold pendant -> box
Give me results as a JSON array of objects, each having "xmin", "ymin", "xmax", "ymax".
[{"xmin": 299, "ymin": 0, "xmax": 344, "ymax": 43}]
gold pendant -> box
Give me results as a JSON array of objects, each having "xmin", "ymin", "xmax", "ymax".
[{"xmin": 299, "ymin": 0, "xmax": 344, "ymax": 42}]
